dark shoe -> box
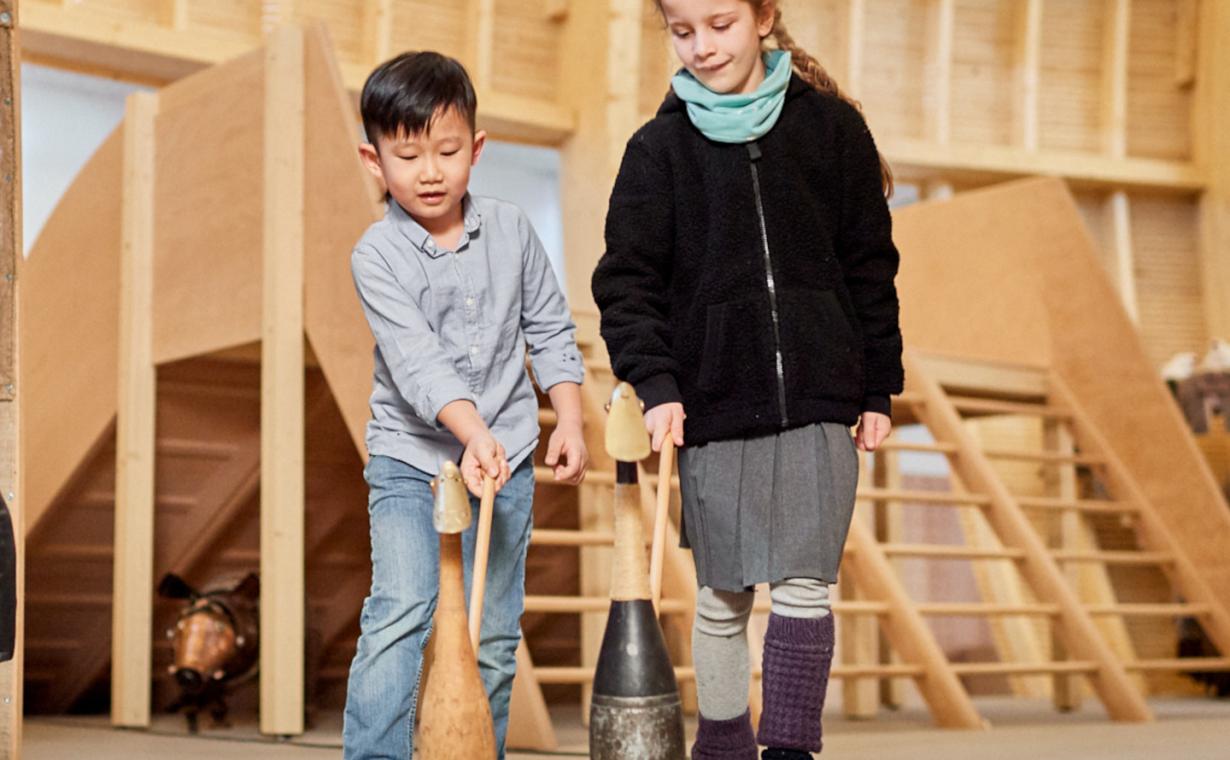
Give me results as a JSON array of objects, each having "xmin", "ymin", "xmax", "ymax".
[
  {"xmin": 755, "ymin": 613, "xmax": 834, "ymax": 754},
  {"xmin": 691, "ymin": 709, "xmax": 758, "ymax": 760},
  {"xmin": 762, "ymin": 749, "xmax": 812, "ymax": 759}
]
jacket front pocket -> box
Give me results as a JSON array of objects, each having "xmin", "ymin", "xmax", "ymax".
[
  {"xmin": 695, "ymin": 298, "xmax": 774, "ymax": 402},
  {"xmin": 780, "ymin": 289, "xmax": 864, "ymax": 402}
]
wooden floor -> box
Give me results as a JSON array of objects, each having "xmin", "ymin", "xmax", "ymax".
[{"xmin": 24, "ymin": 697, "xmax": 1230, "ymax": 759}]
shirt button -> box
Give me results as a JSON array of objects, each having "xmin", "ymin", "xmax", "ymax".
[
  {"xmin": 466, "ymin": 296, "xmax": 475, "ymax": 306},
  {"xmin": 470, "ymin": 345, "xmax": 479, "ymax": 355}
]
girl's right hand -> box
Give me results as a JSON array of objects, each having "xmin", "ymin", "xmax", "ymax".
[{"xmin": 644, "ymin": 402, "xmax": 685, "ymax": 452}]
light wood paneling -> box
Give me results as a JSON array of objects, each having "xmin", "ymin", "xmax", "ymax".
[
  {"xmin": 1127, "ymin": 0, "xmax": 1193, "ymax": 160},
  {"xmin": 1130, "ymin": 195, "xmax": 1206, "ymax": 366},
  {"xmin": 860, "ymin": 0, "xmax": 928, "ymax": 141},
  {"xmin": 1039, "ymin": 0, "xmax": 1103, "ymax": 153},
  {"xmin": 951, "ymin": 0, "xmax": 1015, "ymax": 147}
]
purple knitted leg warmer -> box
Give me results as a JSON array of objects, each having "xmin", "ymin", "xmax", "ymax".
[
  {"xmin": 755, "ymin": 613, "xmax": 834, "ymax": 753},
  {"xmin": 690, "ymin": 709, "xmax": 758, "ymax": 760}
]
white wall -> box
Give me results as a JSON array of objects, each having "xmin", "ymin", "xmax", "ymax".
[{"xmin": 20, "ymin": 64, "xmax": 568, "ymax": 290}]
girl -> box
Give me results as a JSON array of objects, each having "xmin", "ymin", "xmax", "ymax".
[{"xmin": 591, "ymin": 1, "xmax": 902, "ymax": 757}]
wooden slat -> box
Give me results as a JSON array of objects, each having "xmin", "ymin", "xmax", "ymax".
[
  {"xmin": 915, "ymin": 602, "xmax": 1060, "ymax": 617},
  {"xmin": 879, "ymin": 543, "xmax": 1026, "ymax": 561},
  {"xmin": 1101, "ymin": 0, "xmax": 1130, "ymax": 157},
  {"xmin": 523, "ymin": 595, "xmax": 688, "ymax": 614},
  {"xmin": 876, "ymin": 440, "xmax": 958, "ymax": 454},
  {"xmin": 532, "ymin": 662, "xmax": 927, "ymax": 685},
  {"xmin": 1014, "ymin": 0, "xmax": 1042, "ymax": 150},
  {"xmin": 1105, "ymin": 191, "xmax": 1139, "ymax": 322},
  {"xmin": 1086, "ymin": 603, "xmax": 1212, "ymax": 617},
  {"xmin": 950, "ymin": 661, "xmax": 1098, "ymax": 676},
  {"xmin": 260, "ymin": 25, "xmax": 305, "ymax": 737},
  {"xmin": 856, "ymin": 488, "xmax": 990, "ymax": 506},
  {"xmin": 981, "ymin": 448, "xmax": 1104, "ymax": 465},
  {"xmin": 111, "ymin": 89, "xmax": 158, "ymax": 729},
  {"xmin": 1015, "ymin": 496, "xmax": 1137, "ymax": 514},
  {"xmin": 948, "ymin": 396, "xmax": 1072, "ymax": 418},
  {"xmin": 1050, "ymin": 550, "xmax": 1173, "ymax": 566},
  {"xmin": 924, "ymin": 0, "xmax": 953, "ymax": 144},
  {"xmin": 1125, "ymin": 658, "xmax": 1230, "ymax": 672}
]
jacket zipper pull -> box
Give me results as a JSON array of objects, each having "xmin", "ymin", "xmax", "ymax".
[{"xmin": 745, "ymin": 142, "xmax": 762, "ymax": 162}]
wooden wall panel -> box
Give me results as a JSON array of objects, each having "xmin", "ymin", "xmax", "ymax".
[
  {"xmin": 152, "ymin": 51, "xmax": 264, "ymax": 364},
  {"xmin": 183, "ymin": 0, "xmax": 263, "ymax": 39},
  {"xmin": 638, "ymin": 10, "xmax": 670, "ymax": 120},
  {"xmin": 951, "ymin": 0, "xmax": 1016, "ymax": 147},
  {"xmin": 390, "ymin": 0, "xmax": 465, "ymax": 60},
  {"xmin": 1038, "ymin": 0, "xmax": 1103, "ymax": 153},
  {"xmin": 295, "ymin": 0, "xmax": 366, "ymax": 64},
  {"xmin": 492, "ymin": 0, "xmax": 564, "ymax": 102},
  {"xmin": 860, "ymin": 0, "xmax": 928, "ymax": 140},
  {"xmin": 1127, "ymin": 0, "xmax": 1192, "ymax": 160},
  {"xmin": 1130, "ymin": 195, "xmax": 1206, "ymax": 367},
  {"xmin": 67, "ymin": 0, "xmax": 164, "ymax": 25},
  {"xmin": 779, "ymin": 0, "xmax": 850, "ymax": 85}
]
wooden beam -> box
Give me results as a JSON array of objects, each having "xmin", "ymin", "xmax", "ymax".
[
  {"xmin": 1101, "ymin": 0, "xmax": 1130, "ymax": 158},
  {"xmin": 1195, "ymin": 0, "xmax": 1230, "ymax": 339},
  {"xmin": 1104, "ymin": 190, "xmax": 1138, "ymax": 322},
  {"xmin": 886, "ymin": 139, "xmax": 1204, "ymax": 193},
  {"xmin": 111, "ymin": 89, "xmax": 159, "ymax": 729},
  {"xmin": 361, "ymin": 0, "xmax": 393, "ymax": 66},
  {"xmin": 845, "ymin": 0, "xmax": 864, "ymax": 100},
  {"xmin": 0, "ymin": 0, "xmax": 20, "ymax": 753},
  {"xmin": 260, "ymin": 24, "xmax": 305, "ymax": 737},
  {"xmin": 464, "ymin": 0, "xmax": 495, "ymax": 92},
  {"xmin": 1014, "ymin": 0, "xmax": 1042, "ymax": 151},
  {"xmin": 924, "ymin": 0, "xmax": 954, "ymax": 145},
  {"xmin": 841, "ymin": 456, "xmax": 879, "ymax": 719}
]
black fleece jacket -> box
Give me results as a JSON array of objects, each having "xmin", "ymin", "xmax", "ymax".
[{"xmin": 592, "ymin": 74, "xmax": 904, "ymax": 447}]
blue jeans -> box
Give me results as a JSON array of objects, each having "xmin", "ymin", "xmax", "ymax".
[{"xmin": 342, "ymin": 455, "xmax": 535, "ymax": 760}]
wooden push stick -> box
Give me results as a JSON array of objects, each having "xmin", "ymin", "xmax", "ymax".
[
  {"xmin": 649, "ymin": 438, "xmax": 675, "ymax": 614},
  {"xmin": 468, "ymin": 474, "xmax": 496, "ymax": 652},
  {"xmin": 418, "ymin": 462, "xmax": 497, "ymax": 758}
]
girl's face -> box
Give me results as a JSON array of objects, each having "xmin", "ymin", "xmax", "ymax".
[{"xmin": 660, "ymin": 0, "xmax": 775, "ymax": 95}]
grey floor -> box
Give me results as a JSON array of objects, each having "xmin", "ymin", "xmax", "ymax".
[{"xmin": 24, "ymin": 698, "xmax": 1230, "ymax": 759}]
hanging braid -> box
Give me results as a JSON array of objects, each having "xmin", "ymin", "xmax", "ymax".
[
  {"xmin": 765, "ymin": 7, "xmax": 893, "ymax": 197},
  {"xmin": 652, "ymin": 0, "xmax": 894, "ymax": 197}
]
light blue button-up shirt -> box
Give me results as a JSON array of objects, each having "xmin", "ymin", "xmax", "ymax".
[{"xmin": 351, "ymin": 194, "xmax": 584, "ymax": 476}]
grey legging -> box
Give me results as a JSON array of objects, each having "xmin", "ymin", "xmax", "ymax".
[{"xmin": 692, "ymin": 578, "xmax": 831, "ymax": 720}]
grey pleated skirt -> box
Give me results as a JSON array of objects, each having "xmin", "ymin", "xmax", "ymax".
[{"xmin": 678, "ymin": 422, "xmax": 860, "ymax": 592}]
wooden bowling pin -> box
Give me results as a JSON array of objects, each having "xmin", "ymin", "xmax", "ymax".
[
  {"xmin": 418, "ymin": 461, "xmax": 497, "ymax": 758},
  {"xmin": 589, "ymin": 383, "xmax": 685, "ymax": 759}
]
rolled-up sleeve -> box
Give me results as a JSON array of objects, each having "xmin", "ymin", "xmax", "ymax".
[
  {"xmin": 518, "ymin": 214, "xmax": 585, "ymax": 391},
  {"xmin": 351, "ymin": 248, "xmax": 475, "ymax": 427}
]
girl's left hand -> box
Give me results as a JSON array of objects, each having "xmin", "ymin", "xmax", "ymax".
[{"xmin": 855, "ymin": 411, "xmax": 892, "ymax": 452}]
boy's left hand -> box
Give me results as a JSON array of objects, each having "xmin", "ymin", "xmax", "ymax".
[
  {"xmin": 855, "ymin": 411, "xmax": 892, "ymax": 452},
  {"xmin": 545, "ymin": 422, "xmax": 589, "ymax": 485}
]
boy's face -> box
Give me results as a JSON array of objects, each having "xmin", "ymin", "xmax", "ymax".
[{"xmin": 359, "ymin": 107, "xmax": 486, "ymax": 231}]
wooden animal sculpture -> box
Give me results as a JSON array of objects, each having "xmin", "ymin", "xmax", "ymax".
[
  {"xmin": 589, "ymin": 382, "xmax": 685, "ymax": 759},
  {"xmin": 158, "ymin": 572, "xmax": 260, "ymax": 732},
  {"xmin": 417, "ymin": 461, "xmax": 497, "ymax": 758}
]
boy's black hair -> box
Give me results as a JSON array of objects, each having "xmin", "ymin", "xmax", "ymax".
[{"xmin": 360, "ymin": 51, "xmax": 477, "ymax": 146}]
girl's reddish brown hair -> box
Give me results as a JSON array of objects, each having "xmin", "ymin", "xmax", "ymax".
[{"xmin": 656, "ymin": 0, "xmax": 894, "ymax": 197}]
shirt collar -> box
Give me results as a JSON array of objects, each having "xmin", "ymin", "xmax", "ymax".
[{"xmin": 388, "ymin": 193, "xmax": 483, "ymax": 259}]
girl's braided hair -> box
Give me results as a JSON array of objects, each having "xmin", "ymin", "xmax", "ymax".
[{"xmin": 655, "ymin": 0, "xmax": 894, "ymax": 198}]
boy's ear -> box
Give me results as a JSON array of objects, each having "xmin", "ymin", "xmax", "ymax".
[
  {"xmin": 358, "ymin": 142, "xmax": 383, "ymax": 177},
  {"xmin": 471, "ymin": 129, "xmax": 487, "ymax": 167}
]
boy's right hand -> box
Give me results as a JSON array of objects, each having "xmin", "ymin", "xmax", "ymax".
[
  {"xmin": 644, "ymin": 402, "xmax": 685, "ymax": 452},
  {"xmin": 460, "ymin": 431, "xmax": 511, "ymax": 497}
]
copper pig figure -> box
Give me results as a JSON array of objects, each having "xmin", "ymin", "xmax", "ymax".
[{"xmin": 159, "ymin": 572, "xmax": 260, "ymax": 732}]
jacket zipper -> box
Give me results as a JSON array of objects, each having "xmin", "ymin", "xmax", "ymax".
[{"xmin": 746, "ymin": 142, "xmax": 789, "ymax": 428}]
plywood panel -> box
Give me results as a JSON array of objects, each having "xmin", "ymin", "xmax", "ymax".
[
  {"xmin": 21, "ymin": 131, "xmax": 123, "ymax": 531},
  {"xmin": 390, "ymin": 0, "xmax": 465, "ymax": 58},
  {"xmin": 860, "ymin": 0, "xmax": 928, "ymax": 140},
  {"xmin": 153, "ymin": 50, "xmax": 264, "ymax": 364},
  {"xmin": 1038, "ymin": 0, "xmax": 1102, "ymax": 153},
  {"xmin": 492, "ymin": 0, "xmax": 564, "ymax": 102},
  {"xmin": 1127, "ymin": 0, "xmax": 1192, "ymax": 160},
  {"xmin": 302, "ymin": 25, "xmax": 383, "ymax": 457},
  {"xmin": 950, "ymin": 0, "xmax": 1015, "ymax": 147},
  {"xmin": 1130, "ymin": 195, "xmax": 1206, "ymax": 367}
]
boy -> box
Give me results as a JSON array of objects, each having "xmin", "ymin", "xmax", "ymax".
[{"xmin": 343, "ymin": 51, "xmax": 588, "ymax": 760}]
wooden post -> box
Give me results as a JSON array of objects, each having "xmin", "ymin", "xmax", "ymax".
[
  {"xmin": 845, "ymin": 0, "xmax": 864, "ymax": 100},
  {"xmin": 1101, "ymin": 0, "xmax": 1130, "ymax": 159},
  {"xmin": 261, "ymin": 24, "xmax": 306, "ymax": 737},
  {"xmin": 1104, "ymin": 191, "xmax": 1138, "ymax": 323},
  {"xmin": 924, "ymin": 0, "xmax": 954, "ymax": 146},
  {"xmin": 1195, "ymin": 0, "xmax": 1230, "ymax": 339},
  {"xmin": 841, "ymin": 452, "xmax": 878, "ymax": 719},
  {"xmin": 464, "ymin": 0, "xmax": 495, "ymax": 92},
  {"xmin": 0, "ymin": 1, "xmax": 21, "ymax": 754},
  {"xmin": 111, "ymin": 89, "xmax": 159, "ymax": 728},
  {"xmin": 361, "ymin": 0, "xmax": 393, "ymax": 66},
  {"xmin": 1014, "ymin": 0, "xmax": 1042, "ymax": 151}
]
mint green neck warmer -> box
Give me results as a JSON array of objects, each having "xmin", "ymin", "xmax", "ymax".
[{"xmin": 670, "ymin": 50, "xmax": 791, "ymax": 143}]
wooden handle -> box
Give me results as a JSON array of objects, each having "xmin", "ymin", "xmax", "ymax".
[
  {"xmin": 468, "ymin": 474, "xmax": 496, "ymax": 652},
  {"xmin": 611, "ymin": 479, "xmax": 652, "ymax": 601},
  {"xmin": 650, "ymin": 438, "xmax": 675, "ymax": 615}
]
